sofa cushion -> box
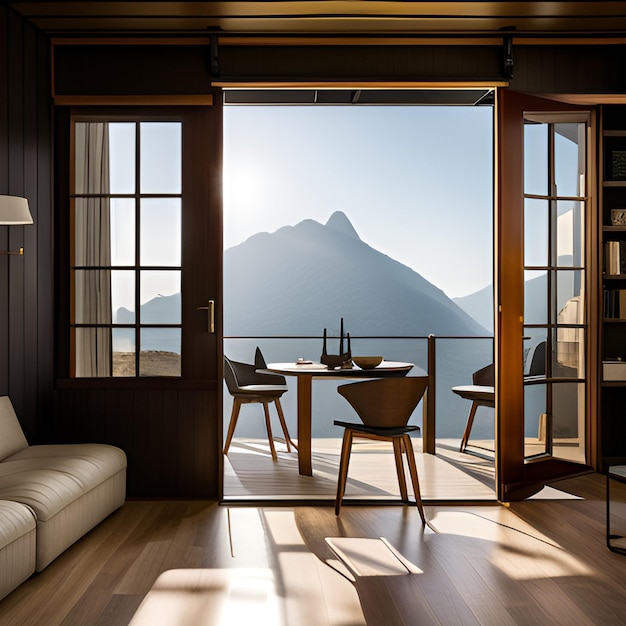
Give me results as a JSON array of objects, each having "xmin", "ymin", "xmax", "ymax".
[
  {"xmin": 0, "ymin": 500, "xmax": 36, "ymax": 600},
  {"xmin": 0, "ymin": 444, "xmax": 127, "ymax": 521},
  {"xmin": 0, "ymin": 499, "xmax": 35, "ymax": 549},
  {"xmin": 0, "ymin": 397, "xmax": 29, "ymax": 461}
]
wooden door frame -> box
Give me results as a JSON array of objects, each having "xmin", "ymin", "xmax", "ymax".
[{"xmin": 495, "ymin": 88, "xmax": 597, "ymax": 502}]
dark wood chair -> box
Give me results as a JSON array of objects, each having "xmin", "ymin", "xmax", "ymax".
[
  {"xmin": 333, "ymin": 377, "xmax": 429, "ymax": 523},
  {"xmin": 223, "ymin": 348, "xmax": 296, "ymax": 460},
  {"xmin": 452, "ymin": 363, "xmax": 495, "ymax": 453},
  {"xmin": 453, "ymin": 341, "xmax": 548, "ymax": 453}
]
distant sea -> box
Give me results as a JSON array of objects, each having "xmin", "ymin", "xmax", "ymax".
[{"xmin": 116, "ymin": 328, "xmax": 181, "ymax": 353}]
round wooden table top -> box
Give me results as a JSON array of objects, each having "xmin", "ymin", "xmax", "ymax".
[{"xmin": 266, "ymin": 360, "xmax": 424, "ymax": 377}]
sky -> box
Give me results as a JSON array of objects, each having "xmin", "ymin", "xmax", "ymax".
[{"xmin": 223, "ymin": 104, "xmax": 494, "ymax": 299}]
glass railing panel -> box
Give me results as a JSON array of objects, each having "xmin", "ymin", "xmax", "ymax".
[
  {"xmin": 436, "ymin": 337, "xmax": 494, "ymax": 442},
  {"xmin": 224, "ymin": 335, "xmax": 494, "ymax": 443}
]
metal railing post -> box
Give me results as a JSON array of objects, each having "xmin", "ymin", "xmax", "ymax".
[{"xmin": 423, "ymin": 334, "xmax": 436, "ymax": 454}]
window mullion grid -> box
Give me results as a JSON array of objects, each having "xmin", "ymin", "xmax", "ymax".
[
  {"xmin": 135, "ymin": 122, "xmax": 141, "ymax": 378},
  {"xmin": 546, "ymin": 124, "xmax": 558, "ymax": 455}
]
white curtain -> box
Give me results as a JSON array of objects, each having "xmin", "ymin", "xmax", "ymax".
[{"xmin": 74, "ymin": 122, "xmax": 112, "ymax": 377}]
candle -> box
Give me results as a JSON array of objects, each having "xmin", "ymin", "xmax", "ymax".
[{"xmin": 339, "ymin": 318, "xmax": 344, "ymax": 354}]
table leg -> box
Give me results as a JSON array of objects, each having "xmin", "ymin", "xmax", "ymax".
[{"xmin": 297, "ymin": 375, "xmax": 313, "ymax": 476}]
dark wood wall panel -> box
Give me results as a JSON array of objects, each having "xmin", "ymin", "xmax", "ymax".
[
  {"xmin": 0, "ymin": 5, "xmax": 53, "ymax": 441},
  {"xmin": 53, "ymin": 45, "xmax": 213, "ymax": 96},
  {"xmin": 0, "ymin": 7, "xmax": 7, "ymax": 401},
  {"xmin": 35, "ymin": 25, "xmax": 54, "ymax": 441},
  {"xmin": 219, "ymin": 44, "xmax": 503, "ymax": 82},
  {"xmin": 219, "ymin": 42, "xmax": 626, "ymax": 94},
  {"xmin": 54, "ymin": 386, "xmax": 219, "ymax": 498},
  {"xmin": 510, "ymin": 45, "xmax": 626, "ymax": 94},
  {"xmin": 53, "ymin": 41, "xmax": 626, "ymax": 98}
]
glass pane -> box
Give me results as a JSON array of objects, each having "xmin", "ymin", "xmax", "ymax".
[
  {"xmin": 556, "ymin": 201, "xmax": 583, "ymax": 267},
  {"xmin": 524, "ymin": 383, "xmax": 547, "ymax": 458},
  {"xmin": 524, "ymin": 270, "xmax": 547, "ymax": 325},
  {"xmin": 140, "ymin": 328, "xmax": 181, "ymax": 376},
  {"xmin": 555, "ymin": 269, "xmax": 584, "ymax": 325},
  {"xmin": 111, "ymin": 270, "xmax": 135, "ymax": 324},
  {"xmin": 140, "ymin": 122, "xmax": 182, "ymax": 194},
  {"xmin": 552, "ymin": 382, "xmax": 585, "ymax": 464},
  {"xmin": 112, "ymin": 328, "xmax": 136, "ymax": 377},
  {"xmin": 524, "ymin": 333, "xmax": 547, "ymax": 377},
  {"xmin": 74, "ymin": 270, "xmax": 111, "ymax": 324},
  {"xmin": 75, "ymin": 327, "xmax": 111, "ymax": 378},
  {"xmin": 74, "ymin": 198, "xmax": 112, "ymax": 267},
  {"xmin": 524, "ymin": 198, "xmax": 548, "ymax": 267},
  {"xmin": 524, "ymin": 122, "xmax": 548, "ymax": 196},
  {"xmin": 555, "ymin": 327, "xmax": 584, "ymax": 378},
  {"xmin": 554, "ymin": 123, "xmax": 584, "ymax": 198},
  {"xmin": 139, "ymin": 270, "xmax": 181, "ymax": 324},
  {"xmin": 110, "ymin": 198, "xmax": 135, "ymax": 266},
  {"xmin": 109, "ymin": 122, "xmax": 136, "ymax": 194},
  {"xmin": 140, "ymin": 198, "xmax": 181, "ymax": 266}
]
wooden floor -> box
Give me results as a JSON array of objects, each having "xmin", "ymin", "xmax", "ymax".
[
  {"xmin": 1, "ymin": 474, "xmax": 626, "ymax": 625},
  {"xmin": 224, "ymin": 437, "xmax": 496, "ymax": 502}
]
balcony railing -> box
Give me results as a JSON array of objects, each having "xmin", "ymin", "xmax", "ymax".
[{"xmin": 224, "ymin": 334, "xmax": 494, "ymax": 452}]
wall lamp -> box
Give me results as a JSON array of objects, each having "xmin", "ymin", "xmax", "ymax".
[{"xmin": 0, "ymin": 195, "xmax": 33, "ymax": 255}]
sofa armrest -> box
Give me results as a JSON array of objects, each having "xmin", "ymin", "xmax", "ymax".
[{"xmin": 0, "ymin": 397, "xmax": 29, "ymax": 461}]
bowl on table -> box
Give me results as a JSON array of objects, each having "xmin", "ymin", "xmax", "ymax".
[{"xmin": 352, "ymin": 356, "xmax": 383, "ymax": 370}]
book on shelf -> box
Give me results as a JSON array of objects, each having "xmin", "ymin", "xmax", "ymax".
[
  {"xmin": 612, "ymin": 149, "xmax": 626, "ymax": 181},
  {"xmin": 604, "ymin": 240, "xmax": 626, "ymax": 275},
  {"xmin": 604, "ymin": 288, "xmax": 626, "ymax": 318}
]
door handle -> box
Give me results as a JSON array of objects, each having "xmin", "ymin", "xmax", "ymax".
[{"xmin": 196, "ymin": 300, "xmax": 215, "ymax": 333}]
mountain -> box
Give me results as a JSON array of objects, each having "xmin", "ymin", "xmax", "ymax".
[
  {"xmin": 224, "ymin": 211, "xmax": 490, "ymax": 337},
  {"xmin": 454, "ymin": 286, "xmax": 493, "ymax": 332},
  {"xmin": 115, "ymin": 292, "xmax": 181, "ymax": 325}
]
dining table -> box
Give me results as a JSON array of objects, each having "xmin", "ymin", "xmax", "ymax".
[{"xmin": 265, "ymin": 361, "xmax": 427, "ymax": 476}]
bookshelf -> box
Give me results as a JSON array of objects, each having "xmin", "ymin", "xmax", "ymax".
[{"xmin": 600, "ymin": 106, "xmax": 626, "ymax": 466}]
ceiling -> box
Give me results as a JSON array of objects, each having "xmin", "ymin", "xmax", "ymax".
[{"xmin": 6, "ymin": 1, "xmax": 626, "ymax": 39}]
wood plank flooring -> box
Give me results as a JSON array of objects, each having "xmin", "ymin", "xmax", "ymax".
[
  {"xmin": 0, "ymin": 474, "xmax": 625, "ymax": 625},
  {"xmin": 224, "ymin": 437, "xmax": 496, "ymax": 501}
]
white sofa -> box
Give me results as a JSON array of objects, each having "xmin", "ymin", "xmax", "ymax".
[
  {"xmin": 0, "ymin": 500, "xmax": 36, "ymax": 601},
  {"xmin": 0, "ymin": 396, "xmax": 127, "ymax": 598}
]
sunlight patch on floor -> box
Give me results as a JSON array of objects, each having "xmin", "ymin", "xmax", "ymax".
[
  {"xmin": 128, "ymin": 568, "xmax": 283, "ymax": 626},
  {"xmin": 426, "ymin": 509, "xmax": 592, "ymax": 580},
  {"xmin": 528, "ymin": 485, "xmax": 584, "ymax": 500}
]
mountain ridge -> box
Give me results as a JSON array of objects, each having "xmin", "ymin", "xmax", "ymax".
[
  {"xmin": 223, "ymin": 212, "xmax": 490, "ymax": 337},
  {"xmin": 124, "ymin": 212, "xmax": 492, "ymax": 340}
]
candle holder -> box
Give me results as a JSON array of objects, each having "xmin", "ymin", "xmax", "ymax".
[{"xmin": 321, "ymin": 318, "xmax": 352, "ymax": 369}]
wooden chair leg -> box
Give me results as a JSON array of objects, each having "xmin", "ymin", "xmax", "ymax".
[
  {"xmin": 459, "ymin": 401, "xmax": 479, "ymax": 452},
  {"xmin": 274, "ymin": 398, "xmax": 297, "ymax": 451},
  {"xmin": 262, "ymin": 401, "xmax": 277, "ymax": 461},
  {"xmin": 403, "ymin": 435, "xmax": 426, "ymax": 525},
  {"xmin": 335, "ymin": 429, "xmax": 354, "ymax": 516},
  {"xmin": 223, "ymin": 399, "xmax": 242, "ymax": 455},
  {"xmin": 392, "ymin": 437, "xmax": 408, "ymax": 501}
]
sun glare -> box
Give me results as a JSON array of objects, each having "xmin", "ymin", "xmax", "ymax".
[{"xmin": 224, "ymin": 160, "xmax": 268, "ymax": 214}]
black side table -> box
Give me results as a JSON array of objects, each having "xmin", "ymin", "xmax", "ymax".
[{"xmin": 607, "ymin": 465, "xmax": 626, "ymax": 555}]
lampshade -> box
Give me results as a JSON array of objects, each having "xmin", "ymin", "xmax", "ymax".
[{"xmin": 0, "ymin": 196, "xmax": 33, "ymax": 225}]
